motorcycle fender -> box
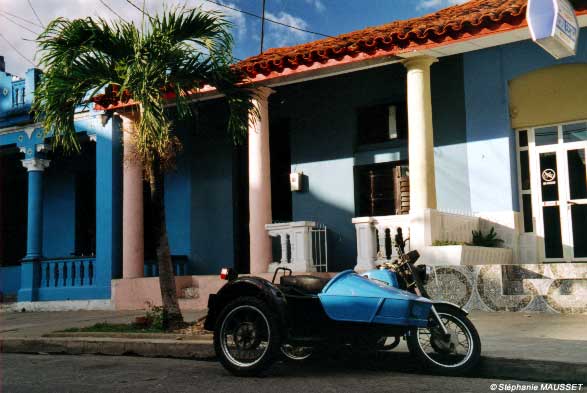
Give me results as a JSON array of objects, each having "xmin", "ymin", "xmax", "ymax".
[
  {"xmin": 432, "ymin": 301, "xmax": 469, "ymax": 315},
  {"xmin": 204, "ymin": 277, "xmax": 288, "ymax": 332}
]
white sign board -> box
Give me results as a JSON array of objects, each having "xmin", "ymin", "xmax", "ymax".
[{"xmin": 527, "ymin": 0, "xmax": 579, "ymax": 59}]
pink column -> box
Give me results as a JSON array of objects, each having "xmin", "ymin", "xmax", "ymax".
[
  {"xmin": 249, "ymin": 87, "xmax": 274, "ymax": 274},
  {"xmin": 120, "ymin": 110, "xmax": 144, "ymax": 278}
]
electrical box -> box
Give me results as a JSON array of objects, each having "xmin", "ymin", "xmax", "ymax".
[{"xmin": 290, "ymin": 172, "xmax": 302, "ymax": 192}]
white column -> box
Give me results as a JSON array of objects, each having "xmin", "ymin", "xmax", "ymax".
[
  {"xmin": 249, "ymin": 87, "xmax": 274, "ymax": 274},
  {"xmin": 403, "ymin": 55, "xmax": 438, "ymax": 211},
  {"xmin": 352, "ymin": 217, "xmax": 378, "ymax": 271},
  {"xmin": 120, "ymin": 110, "xmax": 144, "ymax": 279}
]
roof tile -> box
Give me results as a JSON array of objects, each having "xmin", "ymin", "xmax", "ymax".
[{"xmin": 236, "ymin": 0, "xmax": 586, "ymax": 78}]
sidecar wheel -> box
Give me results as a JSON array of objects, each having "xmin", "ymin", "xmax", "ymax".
[
  {"xmin": 406, "ymin": 304, "xmax": 481, "ymax": 375},
  {"xmin": 280, "ymin": 344, "xmax": 313, "ymax": 361},
  {"xmin": 214, "ymin": 296, "xmax": 282, "ymax": 377}
]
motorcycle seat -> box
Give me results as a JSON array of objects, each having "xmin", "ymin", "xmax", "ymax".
[{"xmin": 280, "ymin": 275, "xmax": 330, "ymax": 295}]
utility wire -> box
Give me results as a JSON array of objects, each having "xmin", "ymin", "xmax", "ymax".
[
  {"xmin": 0, "ymin": 10, "xmax": 43, "ymax": 29},
  {"xmin": 0, "ymin": 12, "xmax": 40, "ymax": 36},
  {"xmin": 99, "ymin": 0, "xmax": 125, "ymax": 20},
  {"xmin": 125, "ymin": 0, "xmax": 153, "ymax": 20},
  {"xmin": 27, "ymin": 0, "xmax": 44, "ymax": 28},
  {"xmin": 202, "ymin": 0, "xmax": 333, "ymax": 38},
  {"xmin": 260, "ymin": 0, "xmax": 266, "ymax": 53},
  {"xmin": 0, "ymin": 33, "xmax": 37, "ymax": 67}
]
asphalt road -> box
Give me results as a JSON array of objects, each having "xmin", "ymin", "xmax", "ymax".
[{"xmin": 1, "ymin": 353, "xmax": 562, "ymax": 393}]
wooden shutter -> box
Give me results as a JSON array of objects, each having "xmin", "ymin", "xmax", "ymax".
[{"xmin": 394, "ymin": 165, "xmax": 410, "ymax": 215}]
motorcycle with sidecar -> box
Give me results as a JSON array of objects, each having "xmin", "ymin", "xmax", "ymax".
[{"xmin": 204, "ymin": 229, "xmax": 481, "ymax": 376}]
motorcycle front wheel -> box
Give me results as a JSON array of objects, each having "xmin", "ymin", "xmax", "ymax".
[{"xmin": 406, "ymin": 304, "xmax": 481, "ymax": 375}]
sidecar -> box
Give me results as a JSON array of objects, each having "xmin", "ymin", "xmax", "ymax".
[{"xmin": 205, "ymin": 268, "xmax": 447, "ymax": 376}]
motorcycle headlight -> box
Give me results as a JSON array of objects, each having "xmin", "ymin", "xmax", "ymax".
[{"xmin": 416, "ymin": 264, "xmax": 430, "ymax": 285}]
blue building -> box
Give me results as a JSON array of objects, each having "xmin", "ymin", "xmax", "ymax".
[{"xmin": 1, "ymin": 0, "xmax": 586, "ymax": 310}]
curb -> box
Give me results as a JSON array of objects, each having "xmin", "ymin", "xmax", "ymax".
[
  {"xmin": 0, "ymin": 337, "xmax": 215, "ymax": 360},
  {"xmin": 44, "ymin": 332, "xmax": 213, "ymax": 340},
  {"xmin": 478, "ymin": 357, "xmax": 587, "ymax": 383},
  {"xmin": 1, "ymin": 337, "xmax": 585, "ymax": 383}
]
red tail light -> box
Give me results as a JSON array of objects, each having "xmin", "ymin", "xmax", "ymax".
[
  {"xmin": 220, "ymin": 268, "xmax": 229, "ymax": 280},
  {"xmin": 220, "ymin": 268, "xmax": 236, "ymax": 281}
]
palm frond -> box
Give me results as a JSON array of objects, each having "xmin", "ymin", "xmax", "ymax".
[{"xmin": 35, "ymin": 5, "xmax": 255, "ymax": 162}]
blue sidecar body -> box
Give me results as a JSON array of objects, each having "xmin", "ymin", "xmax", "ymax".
[{"xmin": 318, "ymin": 270, "xmax": 433, "ymax": 328}]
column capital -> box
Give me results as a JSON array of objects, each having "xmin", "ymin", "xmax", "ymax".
[
  {"xmin": 402, "ymin": 55, "xmax": 438, "ymax": 71},
  {"xmin": 254, "ymin": 86, "xmax": 276, "ymax": 102},
  {"xmin": 21, "ymin": 158, "xmax": 50, "ymax": 172}
]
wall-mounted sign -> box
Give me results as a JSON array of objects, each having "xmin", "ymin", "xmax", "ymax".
[
  {"xmin": 542, "ymin": 168, "xmax": 557, "ymax": 184},
  {"xmin": 527, "ymin": 0, "xmax": 579, "ymax": 59}
]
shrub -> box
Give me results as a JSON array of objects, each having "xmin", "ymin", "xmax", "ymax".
[{"xmin": 470, "ymin": 227, "xmax": 504, "ymax": 248}]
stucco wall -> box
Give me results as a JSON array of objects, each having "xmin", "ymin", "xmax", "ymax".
[
  {"xmin": 43, "ymin": 170, "xmax": 76, "ymax": 258},
  {"xmin": 0, "ymin": 265, "xmax": 21, "ymax": 296},
  {"xmin": 271, "ymin": 56, "xmax": 468, "ymax": 271},
  {"xmin": 186, "ymin": 103, "xmax": 237, "ymax": 275},
  {"xmin": 165, "ymin": 126, "xmax": 192, "ymax": 264},
  {"xmin": 462, "ymin": 27, "xmax": 587, "ymax": 214}
]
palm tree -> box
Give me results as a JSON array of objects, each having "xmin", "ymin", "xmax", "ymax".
[{"xmin": 33, "ymin": 7, "xmax": 257, "ymax": 329}]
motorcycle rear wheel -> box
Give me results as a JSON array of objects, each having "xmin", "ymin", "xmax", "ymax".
[
  {"xmin": 214, "ymin": 296, "xmax": 282, "ymax": 377},
  {"xmin": 406, "ymin": 304, "xmax": 481, "ymax": 375}
]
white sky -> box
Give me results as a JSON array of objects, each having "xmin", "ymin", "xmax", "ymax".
[{"xmin": 0, "ymin": 0, "xmax": 247, "ymax": 77}]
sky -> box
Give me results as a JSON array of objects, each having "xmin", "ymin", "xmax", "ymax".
[{"xmin": 0, "ymin": 0, "xmax": 468, "ymax": 77}]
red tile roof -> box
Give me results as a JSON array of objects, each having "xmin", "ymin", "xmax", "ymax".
[
  {"xmin": 94, "ymin": 0, "xmax": 587, "ymax": 110},
  {"xmin": 236, "ymin": 0, "xmax": 586, "ymax": 79}
]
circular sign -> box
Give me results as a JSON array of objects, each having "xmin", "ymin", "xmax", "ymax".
[
  {"xmin": 542, "ymin": 168, "xmax": 556, "ymax": 182},
  {"xmin": 2, "ymin": 88, "xmax": 8, "ymax": 96}
]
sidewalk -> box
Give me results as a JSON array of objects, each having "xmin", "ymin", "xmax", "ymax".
[{"xmin": 1, "ymin": 309, "xmax": 586, "ymax": 382}]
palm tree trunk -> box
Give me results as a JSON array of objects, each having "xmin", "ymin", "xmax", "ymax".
[{"xmin": 148, "ymin": 159, "xmax": 184, "ymax": 330}]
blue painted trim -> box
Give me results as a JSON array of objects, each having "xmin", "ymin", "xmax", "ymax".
[
  {"xmin": 95, "ymin": 116, "xmax": 122, "ymax": 284},
  {"xmin": 23, "ymin": 169, "xmax": 44, "ymax": 260}
]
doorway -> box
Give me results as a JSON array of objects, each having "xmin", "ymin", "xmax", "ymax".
[{"xmin": 518, "ymin": 121, "xmax": 587, "ymax": 261}]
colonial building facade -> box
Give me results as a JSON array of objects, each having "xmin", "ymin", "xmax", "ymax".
[{"xmin": 1, "ymin": 0, "xmax": 586, "ymax": 312}]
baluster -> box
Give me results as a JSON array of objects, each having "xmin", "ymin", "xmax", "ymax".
[
  {"xmin": 80, "ymin": 261, "xmax": 85, "ymax": 286},
  {"xmin": 376, "ymin": 226, "xmax": 387, "ymax": 260},
  {"xmin": 62, "ymin": 262, "xmax": 68, "ymax": 287},
  {"xmin": 73, "ymin": 260, "xmax": 80, "ymax": 286},
  {"xmin": 88, "ymin": 260, "xmax": 94, "ymax": 286},
  {"xmin": 53, "ymin": 263, "xmax": 59, "ymax": 287},
  {"xmin": 280, "ymin": 233, "xmax": 288, "ymax": 264},
  {"xmin": 48, "ymin": 262, "xmax": 54, "ymax": 287}
]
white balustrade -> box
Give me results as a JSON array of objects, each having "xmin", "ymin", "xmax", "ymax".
[
  {"xmin": 266, "ymin": 221, "xmax": 322, "ymax": 272},
  {"xmin": 352, "ymin": 215, "xmax": 411, "ymax": 271},
  {"xmin": 354, "ymin": 209, "xmax": 523, "ymax": 268}
]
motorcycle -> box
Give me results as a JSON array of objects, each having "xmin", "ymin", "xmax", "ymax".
[{"xmin": 204, "ymin": 229, "xmax": 481, "ymax": 376}]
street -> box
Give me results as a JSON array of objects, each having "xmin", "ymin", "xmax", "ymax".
[{"xmin": 1, "ymin": 353, "xmax": 562, "ymax": 393}]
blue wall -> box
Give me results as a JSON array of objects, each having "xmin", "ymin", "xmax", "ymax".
[
  {"xmin": 186, "ymin": 102, "xmax": 235, "ymax": 274},
  {"xmin": 271, "ymin": 56, "xmax": 468, "ymax": 270},
  {"xmin": 43, "ymin": 171, "xmax": 76, "ymax": 258},
  {"xmin": 463, "ymin": 27, "xmax": 587, "ymax": 213},
  {"xmin": 165, "ymin": 125, "xmax": 192, "ymax": 264},
  {"xmin": 0, "ymin": 266, "xmax": 21, "ymax": 296}
]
